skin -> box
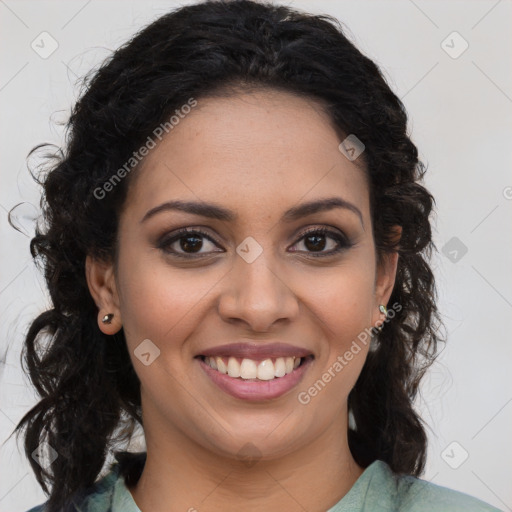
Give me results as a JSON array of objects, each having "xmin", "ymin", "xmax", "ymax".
[{"xmin": 86, "ymin": 89, "xmax": 400, "ymax": 512}]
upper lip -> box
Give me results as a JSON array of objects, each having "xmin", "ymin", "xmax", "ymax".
[{"xmin": 196, "ymin": 342, "xmax": 314, "ymax": 359}]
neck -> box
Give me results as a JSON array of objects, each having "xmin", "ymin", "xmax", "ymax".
[{"xmin": 128, "ymin": 412, "xmax": 364, "ymax": 512}]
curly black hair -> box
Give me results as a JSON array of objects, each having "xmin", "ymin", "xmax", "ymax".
[{"xmin": 10, "ymin": 1, "xmax": 444, "ymax": 510}]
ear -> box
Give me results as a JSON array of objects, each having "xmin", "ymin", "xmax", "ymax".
[
  {"xmin": 85, "ymin": 254, "xmax": 122, "ymax": 335},
  {"xmin": 371, "ymin": 225, "xmax": 402, "ymax": 327}
]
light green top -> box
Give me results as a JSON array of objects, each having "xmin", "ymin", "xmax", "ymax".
[{"xmin": 27, "ymin": 458, "xmax": 503, "ymax": 512}]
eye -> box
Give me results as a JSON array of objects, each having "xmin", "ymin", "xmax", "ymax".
[
  {"xmin": 157, "ymin": 228, "xmax": 223, "ymax": 258},
  {"xmin": 289, "ymin": 227, "xmax": 353, "ymax": 257},
  {"xmin": 157, "ymin": 226, "xmax": 353, "ymax": 259}
]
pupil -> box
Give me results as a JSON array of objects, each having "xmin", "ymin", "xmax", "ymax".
[
  {"xmin": 181, "ymin": 235, "xmax": 202, "ymax": 253},
  {"xmin": 305, "ymin": 234, "xmax": 325, "ymax": 251}
]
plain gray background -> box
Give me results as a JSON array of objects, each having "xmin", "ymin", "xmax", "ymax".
[{"xmin": 1, "ymin": 1, "xmax": 511, "ymax": 511}]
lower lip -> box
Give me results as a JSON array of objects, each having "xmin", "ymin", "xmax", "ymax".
[{"xmin": 197, "ymin": 356, "xmax": 313, "ymax": 401}]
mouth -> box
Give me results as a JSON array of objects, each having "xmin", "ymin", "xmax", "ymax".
[
  {"xmin": 195, "ymin": 354, "xmax": 315, "ymax": 401},
  {"xmin": 196, "ymin": 354, "xmax": 314, "ymax": 381}
]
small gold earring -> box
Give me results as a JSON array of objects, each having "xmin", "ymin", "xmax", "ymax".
[{"xmin": 102, "ymin": 313, "xmax": 114, "ymax": 324}]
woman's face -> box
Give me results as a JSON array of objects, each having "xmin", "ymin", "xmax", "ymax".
[{"xmin": 88, "ymin": 89, "xmax": 398, "ymax": 461}]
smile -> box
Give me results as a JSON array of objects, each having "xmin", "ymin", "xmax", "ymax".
[
  {"xmin": 200, "ymin": 355, "xmax": 309, "ymax": 380},
  {"xmin": 196, "ymin": 355, "xmax": 314, "ymax": 401}
]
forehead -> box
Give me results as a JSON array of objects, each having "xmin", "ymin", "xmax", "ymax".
[{"xmin": 123, "ymin": 89, "xmax": 370, "ymax": 223}]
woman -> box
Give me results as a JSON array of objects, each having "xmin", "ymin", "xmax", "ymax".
[{"xmin": 14, "ymin": 0, "xmax": 501, "ymax": 511}]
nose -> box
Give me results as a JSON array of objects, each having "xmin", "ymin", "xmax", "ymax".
[{"xmin": 217, "ymin": 247, "xmax": 300, "ymax": 332}]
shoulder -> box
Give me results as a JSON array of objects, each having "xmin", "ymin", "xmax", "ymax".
[
  {"xmin": 25, "ymin": 452, "xmax": 146, "ymax": 512},
  {"xmin": 374, "ymin": 461, "xmax": 503, "ymax": 512},
  {"xmin": 396, "ymin": 476, "xmax": 502, "ymax": 512},
  {"xmin": 24, "ymin": 465, "xmax": 120, "ymax": 512}
]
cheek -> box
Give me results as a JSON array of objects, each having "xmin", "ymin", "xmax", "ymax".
[
  {"xmin": 294, "ymin": 262, "xmax": 375, "ymax": 389},
  {"xmin": 115, "ymin": 249, "xmax": 198, "ymax": 348},
  {"xmin": 297, "ymin": 281, "xmax": 372, "ymax": 412},
  {"xmin": 299, "ymin": 262, "xmax": 376, "ymax": 335}
]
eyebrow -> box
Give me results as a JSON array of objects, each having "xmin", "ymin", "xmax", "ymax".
[{"xmin": 141, "ymin": 196, "xmax": 364, "ymax": 227}]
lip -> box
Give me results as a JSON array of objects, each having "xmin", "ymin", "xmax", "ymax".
[
  {"xmin": 198, "ymin": 355, "xmax": 314, "ymax": 401},
  {"xmin": 196, "ymin": 342, "xmax": 314, "ymax": 360}
]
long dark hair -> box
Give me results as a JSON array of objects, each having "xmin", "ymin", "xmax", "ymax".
[{"xmin": 11, "ymin": 1, "xmax": 444, "ymax": 510}]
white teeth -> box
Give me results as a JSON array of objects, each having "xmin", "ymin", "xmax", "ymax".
[
  {"xmin": 227, "ymin": 357, "xmax": 240, "ymax": 378},
  {"xmin": 215, "ymin": 356, "xmax": 227, "ymax": 374},
  {"xmin": 257, "ymin": 359, "xmax": 275, "ymax": 381},
  {"xmin": 204, "ymin": 356, "xmax": 304, "ymax": 380},
  {"xmin": 240, "ymin": 358, "xmax": 258, "ymax": 379},
  {"xmin": 274, "ymin": 357, "xmax": 286, "ymax": 377}
]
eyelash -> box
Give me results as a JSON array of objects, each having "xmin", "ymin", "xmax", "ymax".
[{"xmin": 157, "ymin": 226, "xmax": 353, "ymax": 259}]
